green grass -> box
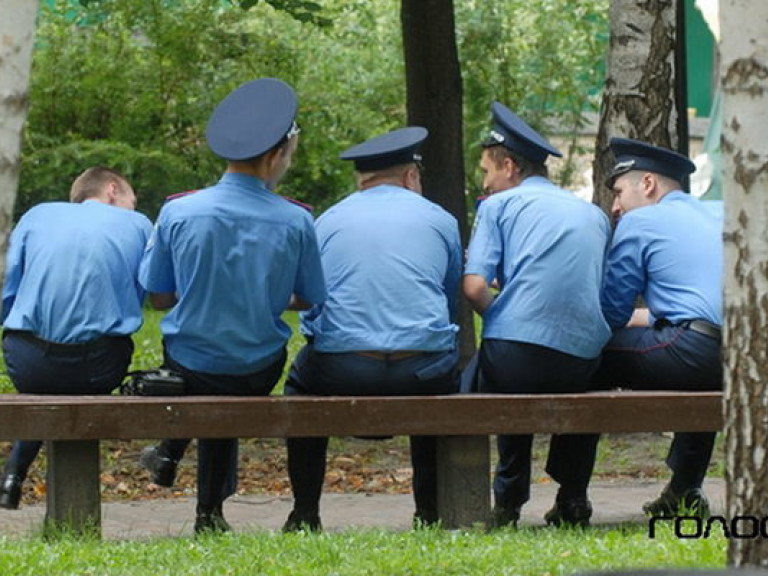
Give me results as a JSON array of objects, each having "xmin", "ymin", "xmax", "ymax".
[{"xmin": 0, "ymin": 524, "xmax": 726, "ymax": 576}]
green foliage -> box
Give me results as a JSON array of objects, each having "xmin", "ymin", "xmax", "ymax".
[
  {"xmin": 239, "ymin": 0, "xmax": 331, "ymax": 26},
  {"xmin": 21, "ymin": 1, "xmax": 607, "ymax": 221},
  {"xmin": 18, "ymin": 138, "xmax": 204, "ymax": 218},
  {"xmin": 457, "ymin": 0, "xmax": 608, "ymax": 195},
  {"xmin": 0, "ymin": 524, "xmax": 725, "ymax": 575}
]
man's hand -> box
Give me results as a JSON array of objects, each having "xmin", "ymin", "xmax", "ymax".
[
  {"xmin": 463, "ymin": 274, "xmax": 495, "ymax": 315},
  {"xmin": 627, "ymin": 308, "xmax": 650, "ymax": 328}
]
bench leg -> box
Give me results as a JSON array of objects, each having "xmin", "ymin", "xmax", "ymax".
[
  {"xmin": 45, "ymin": 440, "xmax": 101, "ymax": 537},
  {"xmin": 437, "ymin": 435, "xmax": 490, "ymax": 529}
]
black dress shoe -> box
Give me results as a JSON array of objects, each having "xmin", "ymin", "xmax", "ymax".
[
  {"xmin": 139, "ymin": 446, "xmax": 178, "ymax": 487},
  {"xmin": 490, "ymin": 506, "xmax": 520, "ymax": 529},
  {"xmin": 642, "ymin": 485, "xmax": 710, "ymax": 518},
  {"xmin": 544, "ymin": 497, "xmax": 592, "ymax": 528},
  {"xmin": 282, "ymin": 510, "xmax": 322, "ymax": 533},
  {"xmin": 0, "ymin": 474, "xmax": 22, "ymax": 510},
  {"xmin": 194, "ymin": 509, "xmax": 232, "ymax": 535}
]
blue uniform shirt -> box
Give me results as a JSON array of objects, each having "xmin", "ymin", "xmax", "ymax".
[
  {"xmin": 465, "ymin": 176, "xmax": 611, "ymax": 359},
  {"xmin": 303, "ymin": 184, "xmax": 461, "ymax": 352},
  {"xmin": 140, "ymin": 173, "xmax": 326, "ymax": 375},
  {"xmin": 601, "ymin": 191, "xmax": 723, "ymax": 329},
  {"xmin": 2, "ymin": 201, "xmax": 152, "ymax": 343}
]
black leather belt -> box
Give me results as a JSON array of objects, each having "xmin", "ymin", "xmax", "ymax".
[
  {"xmin": 3, "ymin": 330, "xmax": 124, "ymax": 353},
  {"xmin": 682, "ymin": 319, "xmax": 721, "ymax": 339},
  {"xmin": 656, "ymin": 318, "xmax": 721, "ymax": 339},
  {"xmin": 353, "ymin": 351, "xmax": 426, "ymax": 361}
]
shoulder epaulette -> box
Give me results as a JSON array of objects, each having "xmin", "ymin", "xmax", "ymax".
[
  {"xmin": 164, "ymin": 190, "xmax": 199, "ymax": 203},
  {"xmin": 285, "ymin": 196, "xmax": 314, "ymax": 213}
]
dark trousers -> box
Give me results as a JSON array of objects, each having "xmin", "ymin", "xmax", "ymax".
[
  {"xmin": 478, "ymin": 339, "xmax": 601, "ymax": 513},
  {"xmin": 162, "ymin": 349, "xmax": 286, "ymax": 511},
  {"xmin": 284, "ymin": 345, "xmax": 459, "ymax": 520},
  {"xmin": 563, "ymin": 324, "xmax": 723, "ymax": 495},
  {"xmin": 2, "ymin": 331, "xmax": 133, "ymax": 479}
]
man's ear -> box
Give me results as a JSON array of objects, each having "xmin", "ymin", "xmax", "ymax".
[
  {"xmin": 105, "ymin": 181, "xmax": 119, "ymax": 204},
  {"xmin": 642, "ymin": 172, "xmax": 657, "ymax": 198},
  {"xmin": 263, "ymin": 147, "xmax": 281, "ymax": 171},
  {"xmin": 503, "ymin": 157, "xmax": 517, "ymax": 178}
]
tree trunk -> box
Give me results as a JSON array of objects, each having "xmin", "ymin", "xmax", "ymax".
[
  {"xmin": 401, "ymin": 0, "xmax": 475, "ymax": 364},
  {"xmin": 592, "ymin": 0, "xmax": 682, "ymax": 214},
  {"xmin": 722, "ymin": 0, "xmax": 768, "ymax": 567},
  {"xmin": 0, "ymin": 0, "xmax": 39, "ymax": 277}
]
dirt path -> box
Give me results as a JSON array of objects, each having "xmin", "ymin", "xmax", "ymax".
[{"xmin": 4, "ymin": 433, "xmax": 724, "ymax": 507}]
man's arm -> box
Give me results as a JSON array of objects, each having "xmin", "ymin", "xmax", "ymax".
[
  {"xmin": 463, "ymin": 274, "xmax": 495, "ymax": 315},
  {"xmin": 1, "ymin": 224, "xmax": 25, "ymax": 322}
]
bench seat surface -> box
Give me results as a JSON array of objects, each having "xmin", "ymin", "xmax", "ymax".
[{"xmin": 0, "ymin": 391, "xmax": 722, "ymax": 440}]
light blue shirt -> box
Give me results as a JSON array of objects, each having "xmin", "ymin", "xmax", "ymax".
[
  {"xmin": 602, "ymin": 191, "xmax": 723, "ymax": 329},
  {"xmin": 140, "ymin": 173, "xmax": 326, "ymax": 374},
  {"xmin": 465, "ymin": 176, "xmax": 611, "ymax": 359},
  {"xmin": 304, "ymin": 184, "xmax": 461, "ymax": 352},
  {"xmin": 2, "ymin": 200, "xmax": 152, "ymax": 343}
]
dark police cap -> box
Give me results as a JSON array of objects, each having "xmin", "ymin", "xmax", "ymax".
[
  {"xmin": 206, "ymin": 78, "xmax": 298, "ymax": 161},
  {"xmin": 608, "ymin": 137, "xmax": 696, "ymax": 186},
  {"xmin": 483, "ymin": 101, "xmax": 562, "ymax": 163},
  {"xmin": 340, "ymin": 126, "xmax": 428, "ymax": 172}
]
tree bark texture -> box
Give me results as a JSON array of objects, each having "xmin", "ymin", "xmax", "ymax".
[
  {"xmin": 0, "ymin": 0, "xmax": 39, "ymax": 278},
  {"xmin": 401, "ymin": 0, "xmax": 476, "ymax": 363},
  {"xmin": 721, "ymin": 0, "xmax": 768, "ymax": 567},
  {"xmin": 592, "ymin": 0, "xmax": 680, "ymax": 214}
]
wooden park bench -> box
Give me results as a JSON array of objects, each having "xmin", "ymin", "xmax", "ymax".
[{"xmin": 0, "ymin": 391, "xmax": 723, "ymax": 536}]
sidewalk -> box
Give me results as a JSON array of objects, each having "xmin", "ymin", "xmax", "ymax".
[{"xmin": 0, "ymin": 478, "xmax": 725, "ymax": 540}]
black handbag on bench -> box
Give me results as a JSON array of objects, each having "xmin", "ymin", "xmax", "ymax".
[{"xmin": 120, "ymin": 369, "xmax": 186, "ymax": 396}]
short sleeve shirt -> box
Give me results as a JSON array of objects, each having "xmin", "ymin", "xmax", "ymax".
[
  {"xmin": 140, "ymin": 173, "xmax": 326, "ymax": 374},
  {"xmin": 465, "ymin": 176, "xmax": 611, "ymax": 359},
  {"xmin": 601, "ymin": 191, "xmax": 723, "ymax": 329},
  {"xmin": 303, "ymin": 185, "xmax": 461, "ymax": 353},
  {"xmin": 2, "ymin": 201, "xmax": 153, "ymax": 343}
]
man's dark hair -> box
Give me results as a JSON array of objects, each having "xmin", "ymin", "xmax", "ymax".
[{"xmin": 485, "ymin": 145, "xmax": 548, "ymax": 179}]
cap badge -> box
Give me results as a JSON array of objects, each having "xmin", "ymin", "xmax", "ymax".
[{"xmin": 489, "ymin": 130, "xmax": 505, "ymax": 144}]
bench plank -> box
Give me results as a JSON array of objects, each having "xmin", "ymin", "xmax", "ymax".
[
  {"xmin": 0, "ymin": 392, "xmax": 723, "ymax": 441},
  {"xmin": 0, "ymin": 391, "xmax": 723, "ymax": 534}
]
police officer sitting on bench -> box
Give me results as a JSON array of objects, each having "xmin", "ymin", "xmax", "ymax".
[
  {"xmin": 463, "ymin": 102, "xmax": 611, "ymax": 528},
  {"xmin": 282, "ymin": 127, "xmax": 462, "ymax": 532},
  {"xmin": 0, "ymin": 167, "xmax": 151, "ymax": 509},
  {"xmin": 139, "ymin": 78, "xmax": 325, "ymax": 534},
  {"xmin": 557, "ymin": 137, "xmax": 723, "ymax": 518}
]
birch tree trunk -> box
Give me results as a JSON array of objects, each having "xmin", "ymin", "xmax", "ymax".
[
  {"xmin": 592, "ymin": 0, "xmax": 680, "ymax": 214},
  {"xmin": 0, "ymin": 0, "xmax": 38, "ymax": 278},
  {"xmin": 721, "ymin": 0, "xmax": 768, "ymax": 567}
]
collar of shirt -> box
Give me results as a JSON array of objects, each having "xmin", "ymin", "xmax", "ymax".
[
  {"xmin": 658, "ymin": 190, "xmax": 688, "ymax": 204},
  {"xmin": 496, "ymin": 176, "xmax": 558, "ymax": 196},
  {"xmin": 218, "ymin": 172, "xmax": 271, "ymax": 194},
  {"xmin": 360, "ymin": 183, "xmax": 412, "ymax": 195}
]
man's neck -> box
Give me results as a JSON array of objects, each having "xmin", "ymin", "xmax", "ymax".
[{"xmin": 225, "ymin": 162, "xmax": 274, "ymax": 189}]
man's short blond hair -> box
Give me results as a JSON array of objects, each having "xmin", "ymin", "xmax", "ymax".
[{"xmin": 69, "ymin": 166, "xmax": 128, "ymax": 203}]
